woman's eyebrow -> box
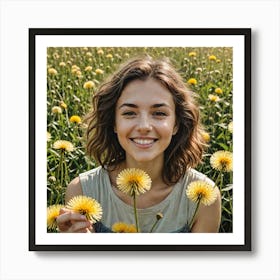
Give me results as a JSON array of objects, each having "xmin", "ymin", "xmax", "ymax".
[
  {"xmin": 118, "ymin": 103, "xmax": 138, "ymax": 109},
  {"xmin": 119, "ymin": 103, "xmax": 170, "ymax": 109},
  {"xmin": 151, "ymin": 103, "xmax": 169, "ymax": 108}
]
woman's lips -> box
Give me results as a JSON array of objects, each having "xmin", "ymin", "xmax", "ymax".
[{"xmin": 130, "ymin": 138, "xmax": 157, "ymax": 147}]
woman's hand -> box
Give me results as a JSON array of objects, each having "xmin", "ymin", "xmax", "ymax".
[{"xmin": 56, "ymin": 208, "xmax": 94, "ymax": 233}]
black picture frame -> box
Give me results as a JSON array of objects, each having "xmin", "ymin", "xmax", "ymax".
[{"xmin": 29, "ymin": 28, "xmax": 251, "ymax": 251}]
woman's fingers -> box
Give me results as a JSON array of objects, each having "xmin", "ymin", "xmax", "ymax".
[{"xmin": 56, "ymin": 208, "xmax": 92, "ymax": 233}]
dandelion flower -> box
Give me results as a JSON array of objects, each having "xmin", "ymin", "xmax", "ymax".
[
  {"xmin": 187, "ymin": 78, "xmax": 197, "ymax": 85},
  {"xmin": 215, "ymin": 87, "xmax": 223, "ymax": 94},
  {"xmin": 149, "ymin": 212, "xmax": 164, "ymax": 233},
  {"xmin": 97, "ymin": 49, "xmax": 104, "ymax": 55},
  {"xmin": 186, "ymin": 181, "xmax": 217, "ymax": 206},
  {"xmin": 47, "ymin": 131, "xmax": 51, "ymax": 142},
  {"xmin": 66, "ymin": 195, "xmax": 102, "ymax": 223},
  {"xmin": 59, "ymin": 101, "xmax": 67, "ymax": 109},
  {"xmin": 156, "ymin": 212, "xmax": 163, "ymax": 220},
  {"xmin": 59, "ymin": 62, "xmax": 66, "ymax": 67},
  {"xmin": 116, "ymin": 168, "xmax": 152, "ymax": 196},
  {"xmin": 48, "ymin": 175, "xmax": 56, "ymax": 182},
  {"xmin": 48, "ymin": 68, "xmax": 57, "ymax": 75},
  {"xmin": 95, "ymin": 68, "xmax": 104, "ymax": 75},
  {"xmin": 53, "ymin": 140, "xmax": 74, "ymax": 152},
  {"xmin": 201, "ymin": 131, "xmax": 210, "ymax": 142},
  {"xmin": 112, "ymin": 222, "xmax": 137, "ymax": 233},
  {"xmin": 188, "ymin": 51, "xmax": 197, "ymax": 57},
  {"xmin": 83, "ymin": 81, "xmax": 95, "ymax": 89},
  {"xmin": 69, "ymin": 115, "xmax": 82, "ymax": 124},
  {"xmin": 47, "ymin": 204, "xmax": 64, "ymax": 231},
  {"xmin": 106, "ymin": 54, "xmax": 113, "ymax": 59},
  {"xmin": 210, "ymin": 150, "xmax": 233, "ymax": 172},
  {"xmin": 209, "ymin": 55, "xmax": 217, "ymax": 61},
  {"xmin": 208, "ymin": 94, "xmax": 220, "ymax": 102},
  {"xmin": 85, "ymin": 66, "xmax": 93, "ymax": 72},
  {"xmin": 228, "ymin": 121, "xmax": 233, "ymax": 133},
  {"xmin": 51, "ymin": 106, "xmax": 62, "ymax": 114}
]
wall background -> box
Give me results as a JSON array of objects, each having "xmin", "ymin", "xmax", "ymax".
[{"xmin": 1, "ymin": 0, "xmax": 279, "ymax": 279}]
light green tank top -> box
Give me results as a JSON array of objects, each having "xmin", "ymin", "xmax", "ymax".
[{"xmin": 79, "ymin": 166, "xmax": 214, "ymax": 233}]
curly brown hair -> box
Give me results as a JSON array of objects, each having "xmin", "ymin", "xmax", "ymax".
[{"xmin": 85, "ymin": 55, "xmax": 206, "ymax": 185}]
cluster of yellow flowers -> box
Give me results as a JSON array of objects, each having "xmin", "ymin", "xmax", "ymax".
[{"xmin": 47, "ymin": 196, "xmax": 102, "ymax": 231}]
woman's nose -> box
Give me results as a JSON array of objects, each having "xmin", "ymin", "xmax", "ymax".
[{"xmin": 137, "ymin": 114, "xmax": 152, "ymax": 133}]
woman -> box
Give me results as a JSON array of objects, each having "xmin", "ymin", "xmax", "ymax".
[{"xmin": 56, "ymin": 56, "xmax": 221, "ymax": 233}]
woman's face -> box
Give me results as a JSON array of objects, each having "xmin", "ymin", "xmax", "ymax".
[{"xmin": 115, "ymin": 78, "xmax": 177, "ymax": 167}]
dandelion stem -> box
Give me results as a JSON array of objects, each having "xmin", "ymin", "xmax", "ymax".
[
  {"xmin": 150, "ymin": 220, "xmax": 159, "ymax": 233},
  {"xmin": 133, "ymin": 192, "xmax": 139, "ymax": 233},
  {"xmin": 59, "ymin": 150, "xmax": 65, "ymax": 187},
  {"xmin": 189, "ymin": 197, "xmax": 201, "ymax": 231}
]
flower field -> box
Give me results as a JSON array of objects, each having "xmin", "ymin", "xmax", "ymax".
[{"xmin": 47, "ymin": 46, "xmax": 233, "ymax": 233}]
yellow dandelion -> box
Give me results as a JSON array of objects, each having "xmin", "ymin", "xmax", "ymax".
[
  {"xmin": 210, "ymin": 150, "xmax": 233, "ymax": 172},
  {"xmin": 51, "ymin": 106, "xmax": 62, "ymax": 114},
  {"xmin": 71, "ymin": 65, "xmax": 80, "ymax": 71},
  {"xmin": 75, "ymin": 70, "xmax": 82, "ymax": 77},
  {"xmin": 187, "ymin": 78, "xmax": 197, "ymax": 85},
  {"xmin": 228, "ymin": 121, "xmax": 233, "ymax": 133},
  {"xmin": 201, "ymin": 131, "xmax": 210, "ymax": 142},
  {"xmin": 209, "ymin": 55, "xmax": 217, "ymax": 61},
  {"xmin": 106, "ymin": 53, "xmax": 113, "ymax": 59},
  {"xmin": 95, "ymin": 68, "xmax": 104, "ymax": 75},
  {"xmin": 208, "ymin": 94, "xmax": 220, "ymax": 102},
  {"xmin": 186, "ymin": 181, "xmax": 217, "ymax": 206},
  {"xmin": 47, "ymin": 131, "xmax": 51, "ymax": 142},
  {"xmin": 59, "ymin": 62, "xmax": 66, "ymax": 67},
  {"xmin": 97, "ymin": 49, "xmax": 104, "ymax": 55},
  {"xmin": 214, "ymin": 87, "xmax": 223, "ymax": 94},
  {"xmin": 53, "ymin": 140, "xmax": 74, "ymax": 152},
  {"xmin": 59, "ymin": 101, "xmax": 67, "ymax": 109},
  {"xmin": 83, "ymin": 81, "xmax": 95, "ymax": 89},
  {"xmin": 69, "ymin": 115, "xmax": 82, "ymax": 124},
  {"xmin": 188, "ymin": 51, "xmax": 197, "ymax": 57},
  {"xmin": 116, "ymin": 168, "xmax": 152, "ymax": 196},
  {"xmin": 85, "ymin": 66, "xmax": 93, "ymax": 72},
  {"xmin": 47, "ymin": 204, "xmax": 64, "ymax": 231},
  {"xmin": 86, "ymin": 52, "xmax": 92, "ymax": 57},
  {"xmin": 112, "ymin": 222, "xmax": 137, "ymax": 233},
  {"xmin": 66, "ymin": 195, "xmax": 102, "ymax": 223},
  {"xmin": 48, "ymin": 68, "xmax": 57, "ymax": 75}
]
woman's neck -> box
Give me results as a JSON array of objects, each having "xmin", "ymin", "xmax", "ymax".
[{"xmin": 119, "ymin": 158, "xmax": 165, "ymax": 188}]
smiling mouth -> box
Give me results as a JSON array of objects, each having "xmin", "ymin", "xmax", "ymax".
[{"xmin": 130, "ymin": 138, "xmax": 157, "ymax": 145}]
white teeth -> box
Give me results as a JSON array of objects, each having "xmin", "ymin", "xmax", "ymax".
[{"xmin": 133, "ymin": 139, "xmax": 154, "ymax": 145}]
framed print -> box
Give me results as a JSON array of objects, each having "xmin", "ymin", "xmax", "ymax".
[{"xmin": 29, "ymin": 28, "xmax": 251, "ymax": 251}]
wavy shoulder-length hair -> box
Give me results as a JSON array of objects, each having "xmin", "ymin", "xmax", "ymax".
[{"xmin": 85, "ymin": 55, "xmax": 206, "ymax": 185}]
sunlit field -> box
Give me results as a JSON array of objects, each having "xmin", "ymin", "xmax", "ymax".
[{"xmin": 47, "ymin": 47, "xmax": 233, "ymax": 233}]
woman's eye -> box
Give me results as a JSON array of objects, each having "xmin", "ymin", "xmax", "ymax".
[
  {"xmin": 153, "ymin": 111, "xmax": 168, "ymax": 117},
  {"xmin": 121, "ymin": 111, "xmax": 136, "ymax": 117}
]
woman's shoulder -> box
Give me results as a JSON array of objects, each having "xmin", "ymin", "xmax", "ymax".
[
  {"xmin": 184, "ymin": 168, "xmax": 215, "ymax": 186},
  {"xmin": 79, "ymin": 165, "xmax": 104, "ymax": 179},
  {"xmin": 65, "ymin": 176, "xmax": 83, "ymax": 202}
]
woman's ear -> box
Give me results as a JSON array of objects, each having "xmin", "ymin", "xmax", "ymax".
[{"xmin": 173, "ymin": 123, "xmax": 178, "ymax": 135}]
